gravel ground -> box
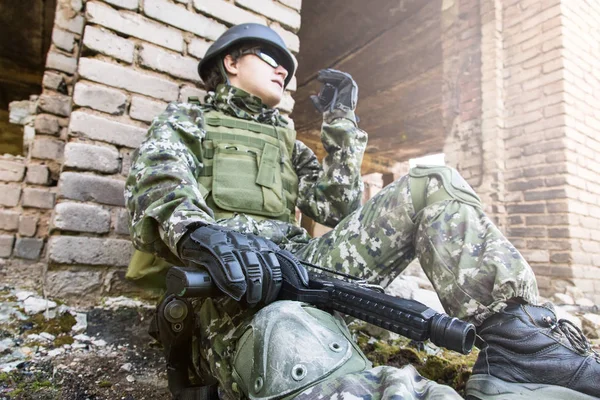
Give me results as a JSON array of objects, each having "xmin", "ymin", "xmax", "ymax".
[{"xmin": 1, "ymin": 279, "xmax": 598, "ymax": 400}]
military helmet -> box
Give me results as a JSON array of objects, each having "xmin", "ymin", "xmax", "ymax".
[{"xmin": 198, "ymin": 23, "xmax": 296, "ymax": 88}]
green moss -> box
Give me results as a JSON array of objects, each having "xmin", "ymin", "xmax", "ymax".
[
  {"xmin": 7, "ymin": 388, "xmax": 24, "ymax": 398},
  {"xmin": 30, "ymin": 380, "xmax": 53, "ymax": 390},
  {"xmin": 53, "ymin": 335, "xmax": 74, "ymax": 347},
  {"xmin": 0, "ymin": 372, "xmax": 11, "ymax": 384},
  {"xmin": 98, "ymin": 380, "xmax": 113, "ymax": 388},
  {"xmin": 29, "ymin": 312, "xmax": 76, "ymax": 336},
  {"xmin": 352, "ymin": 323, "xmax": 479, "ymax": 396},
  {"xmin": 0, "ymin": 370, "xmax": 59, "ymax": 398},
  {"xmin": 0, "ymin": 289, "xmax": 16, "ymax": 301}
]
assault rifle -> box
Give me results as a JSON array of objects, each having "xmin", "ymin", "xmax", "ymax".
[{"xmin": 163, "ymin": 265, "xmax": 476, "ymax": 355}]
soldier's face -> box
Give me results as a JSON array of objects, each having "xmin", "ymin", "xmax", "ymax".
[{"xmin": 224, "ymin": 50, "xmax": 288, "ymax": 108}]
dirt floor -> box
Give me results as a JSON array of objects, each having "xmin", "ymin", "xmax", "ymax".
[
  {"xmin": 0, "ymin": 292, "xmax": 170, "ymax": 400},
  {"xmin": 1, "ymin": 288, "xmax": 599, "ymax": 400}
]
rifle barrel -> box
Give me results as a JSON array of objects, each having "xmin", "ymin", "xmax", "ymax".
[{"xmin": 166, "ymin": 266, "xmax": 476, "ymax": 354}]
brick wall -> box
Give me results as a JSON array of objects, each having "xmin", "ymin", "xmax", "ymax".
[
  {"xmin": 439, "ymin": 0, "xmax": 600, "ymax": 301},
  {"xmin": 1, "ymin": 0, "xmax": 302, "ymax": 301},
  {"xmin": 496, "ymin": 0, "xmax": 600, "ymax": 301},
  {"xmin": 0, "ymin": 156, "xmax": 46, "ymax": 261},
  {"xmin": 499, "ymin": 0, "xmax": 571, "ymax": 296},
  {"xmin": 560, "ymin": 1, "xmax": 600, "ymax": 301}
]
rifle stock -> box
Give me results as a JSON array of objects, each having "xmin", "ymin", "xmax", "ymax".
[{"xmin": 166, "ymin": 266, "xmax": 476, "ymax": 355}]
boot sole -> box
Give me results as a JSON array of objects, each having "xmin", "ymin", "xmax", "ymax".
[{"xmin": 466, "ymin": 374, "xmax": 599, "ymax": 400}]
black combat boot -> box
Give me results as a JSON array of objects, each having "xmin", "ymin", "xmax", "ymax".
[{"xmin": 466, "ymin": 302, "xmax": 600, "ymax": 400}]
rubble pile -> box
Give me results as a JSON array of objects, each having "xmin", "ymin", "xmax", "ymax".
[
  {"xmin": 0, "ymin": 288, "xmax": 169, "ymax": 399},
  {"xmin": 0, "ymin": 271, "xmax": 598, "ymax": 399}
]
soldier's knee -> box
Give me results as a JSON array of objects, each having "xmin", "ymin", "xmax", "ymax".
[
  {"xmin": 231, "ymin": 301, "xmax": 370, "ymax": 399},
  {"xmin": 408, "ymin": 165, "xmax": 481, "ymax": 214}
]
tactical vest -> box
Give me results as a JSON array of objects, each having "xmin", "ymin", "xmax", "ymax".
[{"xmin": 198, "ymin": 110, "xmax": 299, "ymax": 225}]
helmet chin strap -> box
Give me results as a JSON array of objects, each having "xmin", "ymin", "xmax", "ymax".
[{"xmin": 218, "ymin": 60, "xmax": 231, "ymax": 87}]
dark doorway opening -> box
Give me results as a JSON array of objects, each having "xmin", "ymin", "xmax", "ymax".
[{"xmin": 0, "ymin": 0, "xmax": 56, "ymax": 155}]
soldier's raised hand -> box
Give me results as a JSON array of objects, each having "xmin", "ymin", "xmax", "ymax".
[{"xmin": 310, "ymin": 68, "xmax": 358, "ymax": 113}]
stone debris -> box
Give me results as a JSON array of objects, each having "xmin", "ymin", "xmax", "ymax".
[
  {"xmin": 0, "ymin": 337, "xmax": 15, "ymax": 352},
  {"xmin": 73, "ymin": 334, "xmax": 92, "ymax": 342},
  {"xmin": 582, "ymin": 313, "xmax": 600, "ymax": 339},
  {"xmin": 23, "ymin": 296, "xmax": 58, "ymax": 315},
  {"xmin": 0, "ymin": 279, "xmax": 598, "ymax": 398},
  {"xmin": 0, "ymin": 288, "xmax": 157, "ymax": 375},
  {"xmin": 26, "ymin": 333, "xmax": 49, "ymax": 343},
  {"xmin": 40, "ymin": 332, "xmax": 57, "ymax": 342},
  {"xmin": 45, "ymin": 304, "xmax": 71, "ymax": 319},
  {"xmin": 384, "ymin": 275, "xmax": 419, "ymax": 297},
  {"xmin": 15, "ymin": 290, "xmax": 36, "ymax": 301},
  {"xmin": 554, "ymin": 307, "xmax": 583, "ymax": 329},
  {"xmin": 72, "ymin": 312, "xmax": 88, "ymax": 333},
  {"xmin": 553, "ymin": 293, "xmax": 575, "ymax": 305},
  {"xmin": 0, "ymin": 302, "xmax": 28, "ymax": 323},
  {"xmin": 385, "ymin": 275, "xmax": 446, "ymax": 314},
  {"xmin": 47, "ymin": 347, "xmax": 66, "ymax": 357},
  {"xmin": 8, "ymin": 99, "xmax": 37, "ymax": 125},
  {"xmin": 120, "ymin": 362, "xmax": 133, "ymax": 372},
  {"xmin": 576, "ymin": 298, "xmax": 596, "ymax": 308},
  {"xmin": 412, "ymin": 289, "xmax": 444, "ymax": 314},
  {"xmin": 102, "ymin": 295, "xmax": 154, "ymax": 310},
  {"xmin": 92, "ymin": 339, "xmax": 107, "ymax": 347}
]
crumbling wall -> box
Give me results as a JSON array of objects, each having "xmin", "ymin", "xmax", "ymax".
[
  {"xmin": 1, "ymin": 0, "xmax": 302, "ymax": 302},
  {"xmin": 0, "ymin": 0, "xmax": 83, "ymax": 290}
]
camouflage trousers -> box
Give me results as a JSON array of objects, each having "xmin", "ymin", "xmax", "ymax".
[{"xmin": 192, "ymin": 174, "xmax": 539, "ymax": 400}]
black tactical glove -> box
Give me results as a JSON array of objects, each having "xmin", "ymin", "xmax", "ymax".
[
  {"xmin": 178, "ymin": 225, "xmax": 308, "ymax": 306},
  {"xmin": 310, "ymin": 68, "xmax": 358, "ymax": 113}
]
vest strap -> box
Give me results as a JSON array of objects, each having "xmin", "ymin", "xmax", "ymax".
[
  {"xmin": 256, "ymin": 142, "xmax": 279, "ymax": 189},
  {"xmin": 206, "ymin": 131, "xmax": 275, "ymax": 151},
  {"xmin": 206, "ymin": 115, "xmax": 278, "ymax": 137}
]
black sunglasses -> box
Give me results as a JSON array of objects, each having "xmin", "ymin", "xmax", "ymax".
[{"xmin": 240, "ymin": 48, "xmax": 281, "ymax": 69}]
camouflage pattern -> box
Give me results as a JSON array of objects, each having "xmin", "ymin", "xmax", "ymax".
[
  {"xmin": 296, "ymin": 175, "xmax": 539, "ymax": 325},
  {"xmin": 127, "ymin": 83, "xmax": 539, "ymax": 399},
  {"xmin": 293, "ymin": 365, "xmax": 463, "ymax": 400}
]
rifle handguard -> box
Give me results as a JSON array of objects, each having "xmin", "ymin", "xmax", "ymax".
[{"xmin": 166, "ymin": 266, "xmax": 476, "ymax": 354}]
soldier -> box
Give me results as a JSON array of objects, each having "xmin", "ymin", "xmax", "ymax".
[{"xmin": 126, "ymin": 23, "xmax": 599, "ymax": 400}]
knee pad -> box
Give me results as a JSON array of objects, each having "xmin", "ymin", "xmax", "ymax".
[
  {"xmin": 409, "ymin": 165, "xmax": 481, "ymax": 214},
  {"xmin": 232, "ymin": 301, "xmax": 371, "ymax": 400}
]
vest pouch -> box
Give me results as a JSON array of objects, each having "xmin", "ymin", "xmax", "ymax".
[
  {"xmin": 212, "ymin": 142, "xmax": 286, "ymax": 217},
  {"xmin": 256, "ymin": 142, "xmax": 286, "ymax": 215}
]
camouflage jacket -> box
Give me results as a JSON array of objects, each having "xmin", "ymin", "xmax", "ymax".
[{"xmin": 125, "ymin": 85, "xmax": 368, "ymax": 262}]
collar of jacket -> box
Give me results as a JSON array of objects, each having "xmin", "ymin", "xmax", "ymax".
[{"xmin": 205, "ymin": 84, "xmax": 289, "ymax": 127}]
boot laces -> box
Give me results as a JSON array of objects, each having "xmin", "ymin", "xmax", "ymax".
[{"xmin": 544, "ymin": 316, "xmax": 599, "ymax": 360}]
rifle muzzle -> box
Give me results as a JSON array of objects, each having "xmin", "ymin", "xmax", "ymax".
[{"xmin": 429, "ymin": 313, "xmax": 476, "ymax": 354}]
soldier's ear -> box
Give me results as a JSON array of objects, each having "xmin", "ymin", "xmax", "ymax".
[{"xmin": 223, "ymin": 54, "xmax": 239, "ymax": 77}]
